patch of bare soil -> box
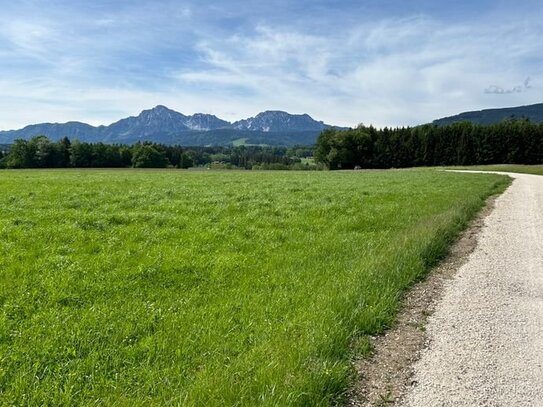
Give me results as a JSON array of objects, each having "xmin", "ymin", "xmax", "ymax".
[{"xmin": 347, "ymin": 197, "xmax": 498, "ymax": 407}]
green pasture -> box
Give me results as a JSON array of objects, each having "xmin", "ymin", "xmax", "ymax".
[
  {"xmin": 451, "ymin": 164, "xmax": 543, "ymax": 176},
  {"xmin": 0, "ymin": 169, "xmax": 509, "ymax": 406}
]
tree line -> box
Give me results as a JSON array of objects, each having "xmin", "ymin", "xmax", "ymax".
[
  {"xmin": 0, "ymin": 136, "xmax": 316, "ymax": 169},
  {"xmin": 2, "ymin": 120, "xmax": 541, "ymax": 171},
  {"xmin": 0, "ymin": 136, "xmax": 191, "ymax": 169},
  {"xmin": 315, "ymin": 120, "xmax": 543, "ymax": 169}
]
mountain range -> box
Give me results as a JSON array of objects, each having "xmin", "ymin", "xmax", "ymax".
[
  {"xmin": 3, "ymin": 103, "xmax": 542, "ymax": 146},
  {"xmin": 432, "ymin": 103, "xmax": 543, "ymax": 126},
  {"xmin": 0, "ymin": 106, "xmax": 343, "ymax": 146}
]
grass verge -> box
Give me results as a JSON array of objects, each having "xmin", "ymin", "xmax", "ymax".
[{"xmin": 450, "ymin": 164, "xmax": 543, "ymax": 176}]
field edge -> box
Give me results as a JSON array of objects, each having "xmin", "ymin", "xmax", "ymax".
[{"xmin": 345, "ymin": 173, "xmax": 511, "ymax": 406}]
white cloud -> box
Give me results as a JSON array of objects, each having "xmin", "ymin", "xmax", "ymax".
[
  {"xmin": 0, "ymin": 5, "xmax": 542, "ymax": 130},
  {"xmin": 173, "ymin": 16, "xmax": 543, "ymax": 127}
]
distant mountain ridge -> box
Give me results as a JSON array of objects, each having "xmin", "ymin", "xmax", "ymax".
[
  {"xmin": 231, "ymin": 111, "xmax": 328, "ymax": 132},
  {"xmin": 0, "ymin": 106, "xmax": 343, "ymax": 146},
  {"xmin": 433, "ymin": 103, "xmax": 543, "ymax": 126}
]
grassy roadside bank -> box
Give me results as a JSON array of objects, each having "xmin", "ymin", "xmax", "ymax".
[{"xmin": 0, "ymin": 169, "xmax": 510, "ymax": 405}]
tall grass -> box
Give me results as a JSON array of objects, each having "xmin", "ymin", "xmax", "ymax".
[{"xmin": 0, "ymin": 169, "xmax": 509, "ymax": 405}]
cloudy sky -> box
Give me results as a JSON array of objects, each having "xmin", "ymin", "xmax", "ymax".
[{"xmin": 1, "ymin": 0, "xmax": 542, "ymax": 130}]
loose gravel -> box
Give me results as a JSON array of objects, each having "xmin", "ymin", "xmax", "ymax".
[{"xmin": 400, "ymin": 171, "xmax": 543, "ymax": 407}]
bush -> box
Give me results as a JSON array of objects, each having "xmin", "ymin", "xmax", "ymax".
[{"xmin": 131, "ymin": 145, "xmax": 169, "ymax": 168}]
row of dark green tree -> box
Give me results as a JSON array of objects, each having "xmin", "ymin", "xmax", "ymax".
[
  {"xmin": 185, "ymin": 145, "xmax": 313, "ymax": 169},
  {"xmin": 0, "ymin": 136, "xmax": 192, "ymax": 169},
  {"xmin": 0, "ymin": 136, "xmax": 315, "ymax": 169},
  {"xmin": 315, "ymin": 120, "xmax": 543, "ymax": 169}
]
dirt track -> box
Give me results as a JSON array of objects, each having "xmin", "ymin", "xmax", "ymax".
[{"xmin": 400, "ymin": 171, "xmax": 543, "ymax": 406}]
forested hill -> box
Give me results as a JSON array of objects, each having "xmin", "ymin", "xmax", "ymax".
[
  {"xmin": 0, "ymin": 106, "xmax": 344, "ymax": 146},
  {"xmin": 315, "ymin": 120, "xmax": 543, "ymax": 169},
  {"xmin": 433, "ymin": 103, "xmax": 543, "ymax": 126}
]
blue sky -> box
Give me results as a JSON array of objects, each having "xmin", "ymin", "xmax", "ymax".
[{"xmin": 1, "ymin": 0, "xmax": 542, "ymax": 129}]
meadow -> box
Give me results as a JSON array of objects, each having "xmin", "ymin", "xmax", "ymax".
[
  {"xmin": 0, "ymin": 169, "xmax": 509, "ymax": 406},
  {"xmin": 452, "ymin": 164, "xmax": 543, "ymax": 176}
]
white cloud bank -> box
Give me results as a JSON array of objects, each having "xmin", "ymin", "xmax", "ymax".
[
  {"xmin": 0, "ymin": 7, "xmax": 542, "ymax": 130},
  {"xmin": 174, "ymin": 18, "xmax": 543, "ymax": 127}
]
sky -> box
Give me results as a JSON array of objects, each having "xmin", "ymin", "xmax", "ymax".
[{"xmin": 1, "ymin": 0, "xmax": 542, "ymax": 130}]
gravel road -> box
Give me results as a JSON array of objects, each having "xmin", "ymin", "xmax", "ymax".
[{"xmin": 400, "ymin": 171, "xmax": 543, "ymax": 407}]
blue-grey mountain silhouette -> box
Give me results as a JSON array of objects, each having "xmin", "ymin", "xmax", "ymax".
[{"xmin": 0, "ymin": 105, "xmax": 344, "ymax": 146}]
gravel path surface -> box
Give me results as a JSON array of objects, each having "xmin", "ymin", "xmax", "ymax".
[{"xmin": 401, "ymin": 171, "xmax": 543, "ymax": 407}]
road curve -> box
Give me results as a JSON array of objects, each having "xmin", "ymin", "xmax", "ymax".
[{"xmin": 400, "ymin": 171, "xmax": 543, "ymax": 407}]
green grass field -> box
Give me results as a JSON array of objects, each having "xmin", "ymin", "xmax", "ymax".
[
  {"xmin": 231, "ymin": 138, "xmax": 249, "ymax": 146},
  {"xmin": 300, "ymin": 157, "xmax": 315, "ymax": 165},
  {"xmin": 0, "ymin": 169, "xmax": 509, "ymax": 406},
  {"xmin": 452, "ymin": 164, "xmax": 543, "ymax": 176}
]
